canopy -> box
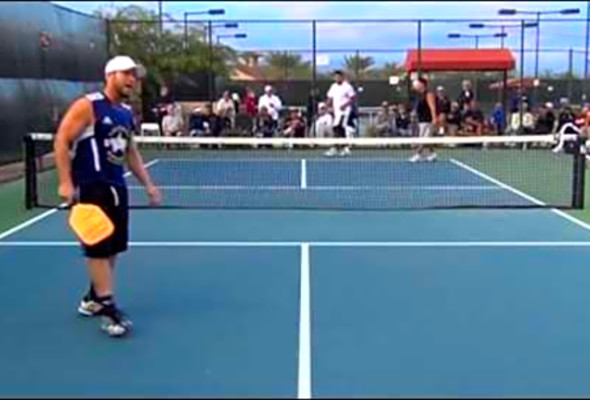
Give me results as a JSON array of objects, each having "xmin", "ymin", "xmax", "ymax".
[{"xmin": 404, "ymin": 49, "xmax": 515, "ymax": 72}]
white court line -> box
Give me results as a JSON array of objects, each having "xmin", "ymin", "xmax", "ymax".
[
  {"xmin": 3, "ymin": 241, "xmax": 590, "ymax": 247},
  {"xmin": 450, "ymin": 158, "xmax": 590, "ymax": 233},
  {"xmin": 0, "ymin": 159, "xmax": 161, "ymax": 241},
  {"xmin": 298, "ymin": 243, "xmax": 311, "ymax": 399},
  {"xmin": 301, "ymin": 159, "xmax": 307, "ymax": 189},
  {"xmin": 127, "ymin": 185, "xmax": 501, "ymax": 191}
]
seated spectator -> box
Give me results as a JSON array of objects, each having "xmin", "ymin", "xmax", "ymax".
[
  {"xmin": 457, "ymin": 79, "xmax": 474, "ymax": 111},
  {"xmin": 374, "ymin": 101, "xmax": 394, "ymax": 137},
  {"xmin": 314, "ymin": 102, "xmax": 333, "ymax": 138},
  {"xmin": 284, "ymin": 109, "xmax": 306, "ymax": 138},
  {"xmin": 534, "ymin": 104, "xmax": 556, "ymax": 134},
  {"xmin": 508, "ymin": 102, "xmax": 535, "ymax": 135},
  {"xmin": 188, "ymin": 107, "xmax": 210, "ymax": 137},
  {"xmin": 396, "ymin": 103, "xmax": 411, "ymax": 136},
  {"xmin": 234, "ymin": 104, "xmax": 255, "ymax": 136},
  {"xmin": 435, "ymin": 86, "xmax": 451, "ymax": 136},
  {"xmin": 161, "ymin": 103, "xmax": 183, "ymax": 137},
  {"xmin": 216, "ymin": 91, "xmax": 236, "ymax": 133},
  {"xmin": 446, "ymin": 101, "xmax": 462, "ymax": 136},
  {"xmin": 255, "ymin": 106, "xmax": 276, "ymax": 138},
  {"xmin": 557, "ymin": 101, "xmax": 576, "ymax": 133},
  {"xmin": 490, "ymin": 103, "xmax": 506, "ymax": 135},
  {"xmin": 462, "ymin": 100, "xmax": 484, "ymax": 136},
  {"xmin": 258, "ymin": 85, "xmax": 282, "ymax": 124}
]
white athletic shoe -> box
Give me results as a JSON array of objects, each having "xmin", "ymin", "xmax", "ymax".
[
  {"xmin": 426, "ymin": 152, "xmax": 437, "ymax": 162},
  {"xmin": 324, "ymin": 147, "xmax": 338, "ymax": 157},
  {"xmin": 409, "ymin": 153, "xmax": 422, "ymax": 163},
  {"xmin": 339, "ymin": 147, "xmax": 351, "ymax": 157}
]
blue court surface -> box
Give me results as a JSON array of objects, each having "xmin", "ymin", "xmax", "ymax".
[{"xmin": 4, "ymin": 155, "xmax": 590, "ymax": 398}]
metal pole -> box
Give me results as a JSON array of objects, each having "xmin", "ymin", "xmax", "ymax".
[
  {"xmin": 184, "ymin": 12, "xmax": 188, "ymax": 53},
  {"xmin": 475, "ymin": 36, "xmax": 479, "ymax": 49},
  {"xmin": 584, "ymin": 1, "xmax": 589, "ymax": 102},
  {"xmin": 568, "ymin": 47, "xmax": 574, "ymax": 101},
  {"xmin": 312, "ymin": 20, "xmax": 317, "ymax": 138},
  {"xmin": 158, "ymin": 1, "xmax": 162, "ymax": 36},
  {"xmin": 208, "ymin": 20, "xmax": 214, "ymax": 110},
  {"xmin": 518, "ymin": 20, "xmax": 524, "ymax": 133},
  {"xmin": 534, "ymin": 12, "xmax": 540, "ymax": 106},
  {"xmin": 417, "ymin": 20, "xmax": 422, "ymax": 79},
  {"xmin": 501, "ymin": 25, "xmax": 505, "ymax": 48}
]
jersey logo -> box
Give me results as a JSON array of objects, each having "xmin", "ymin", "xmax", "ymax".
[
  {"xmin": 85, "ymin": 92, "xmax": 104, "ymax": 102},
  {"xmin": 104, "ymin": 126, "xmax": 130, "ymax": 165},
  {"xmin": 102, "ymin": 116, "xmax": 113, "ymax": 125}
]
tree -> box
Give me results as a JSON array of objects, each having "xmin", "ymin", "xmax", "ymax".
[
  {"xmin": 343, "ymin": 54, "xmax": 375, "ymax": 79},
  {"xmin": 263, "ymin": 52, "xmax": 312, "ymax": 80},
  {"xmin": 95, "ymin": 5, "xmax": 232, "ymax": 94}
]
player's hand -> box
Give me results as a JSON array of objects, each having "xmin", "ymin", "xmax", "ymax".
[
  {"xmin": 146, "ymin": 184, "xmax": 162, "ymax": 206},
  {"xmin": 58, "ymin": 181, "xmax": 75, "ymax": 205}
]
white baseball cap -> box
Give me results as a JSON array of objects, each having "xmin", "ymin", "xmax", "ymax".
[{"xmin": 104, "ymin": 55, "xmax": 145, "ymax": 77}]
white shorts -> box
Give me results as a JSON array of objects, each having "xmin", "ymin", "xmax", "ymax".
[{"xmin": 418, "ymin": 122, "xmax": 433, "ymax": 137}]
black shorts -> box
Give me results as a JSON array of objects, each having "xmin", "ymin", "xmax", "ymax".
[{"xmin": 77, "ymin": 182, "xmax": 129, "ymax": 258}]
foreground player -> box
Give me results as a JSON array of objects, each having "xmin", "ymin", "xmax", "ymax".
[{"xmin": 54, "ymin": 55, "xmax": 162, "ymax": 337}]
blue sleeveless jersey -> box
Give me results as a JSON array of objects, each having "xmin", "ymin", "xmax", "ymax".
[{"xmin": 71, "ymin": 92, "xmax": 135, "ymax": 187}]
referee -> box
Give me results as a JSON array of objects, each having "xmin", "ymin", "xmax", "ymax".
[{"xmin": 54, "ymin": 55, "xmax": 162, "ymax": 337}]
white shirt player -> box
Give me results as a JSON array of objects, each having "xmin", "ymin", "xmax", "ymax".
[{"xmin": 327, "ymin": 80, "xmax": 355, "ymax": 127}]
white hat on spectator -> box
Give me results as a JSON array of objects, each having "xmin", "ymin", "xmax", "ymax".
[
  {"xmin": 436, "ymin": 85, "xmax": 444, "ymax": 92},
  {"xmin": 545, "ymin": 102, "xmax": 553, "ymax": 109},
  {"xmin": 264, "ymin": 85, "xmax": 272, "ymax": 93}
]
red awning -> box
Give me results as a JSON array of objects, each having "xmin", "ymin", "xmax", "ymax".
[{"xmin": 405, "ymin": 49, "xmax": 515, "ymax": 72}]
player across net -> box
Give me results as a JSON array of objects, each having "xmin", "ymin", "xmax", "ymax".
[{"xmin": 24, "ymin": 132, "xmax": 586, "ymax": 210}]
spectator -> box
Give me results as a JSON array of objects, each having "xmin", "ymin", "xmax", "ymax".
[
  {"xmin": 396, "ymin": 103, "xmax": 411, "ymax": 136},
  {"xmin": 314, "ymin": 102, "xmax": 333, "ymax": 138},
  {"xmin": 490, "ymin": 103, "xmax": 506, "ymax": 135},
  {"xmin": 188, "ymin": 107, "xmax": 210, "ymax": 137},
  {"xmin": 462, "ymin": 100, "xmax": 484, "ymax": 136},
  {"xmin": 508, "ymin": 102, "xmax": 535, "ymax": 135},
  {"xmin": 556, "ymin": 100, "xmax": 576, "ymax": 133},
  {"xmin": 446, "ymin": 101, "xmax": 462, "ymax": 136},
  {"xmin": 216, "ymin": 91, "xmax": 236, "ymax": 132},
  {"xmin": 457, "ymin": 80, "xmax": 475, "ymax": 111},
  {"xmin": 374, "ymin": 101, "xmax": 394, "ymax": 137},
  {"xmin": 234, "ymin": 104, "xmax": 255, "ymax": 136},
  {"xmin": 255, "ymin": 106, "xmax": 276, "ymax": 139},
  {"xmin": 244, "ymin": 87, "xmax": 258, "ymax": 118},
  {"xmin": 258, "ymin": 85, "xmax": 282, "ymax": 124},
  {"xmin": 435, "ymin": 86, "xmax": 451, "ymax": 135},
  {"xmin": 534, "ymin": 103, "xmax": 556, "ymax": 134},
  {"xmin": 161, "ymin": 103, "xmax": 183, "ymax": 137},
  {"xmin": 284, "ymin": 109, "xmax": 306, "ymax": 138}
]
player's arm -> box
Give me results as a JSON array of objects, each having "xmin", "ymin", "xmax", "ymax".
[
  {"xmin": 53, "ymin": 97, "xmax": 93, "ymax": 203},
  {"xmin": 126, "ymin": 140, "xmax": 161, "ymax": 205},
  {"xmin": 426, "ymin": 92, "xmax": 437, "ymax": 122}
]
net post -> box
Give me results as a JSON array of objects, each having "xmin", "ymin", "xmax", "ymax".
[
  {"xmin": 24, "ymin": 133, "xmax": 38, "ymax": 210},
  {"xmin": 572, "ymin": 135, "xmax": 586, "ymax": 209}
]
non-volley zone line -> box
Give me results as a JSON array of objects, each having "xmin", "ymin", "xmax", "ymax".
[{"xmin": 3, "ymin": 241, "xmax": 590, "ymax": 247}]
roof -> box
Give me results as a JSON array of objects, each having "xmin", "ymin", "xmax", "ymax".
[{"xmin": 404, "ymin": 49, "xmax": 515, "ymax": 72}]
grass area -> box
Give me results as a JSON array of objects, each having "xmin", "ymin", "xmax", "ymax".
[{"xmin": 0, "ymin": 178, "xmax": 48, "ymax": 234}]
